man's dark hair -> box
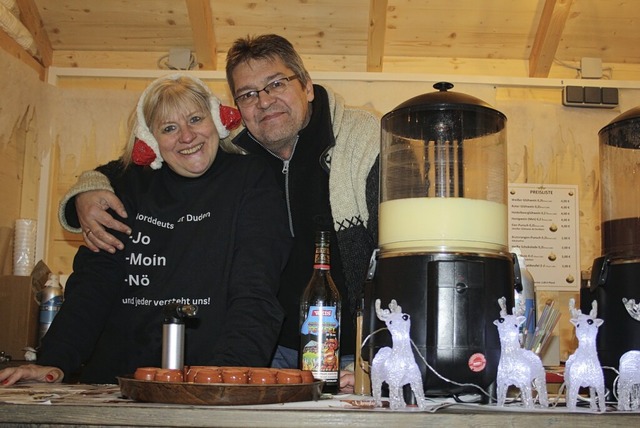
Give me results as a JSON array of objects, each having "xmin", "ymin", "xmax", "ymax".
[{"xmin": 226, "ymin": 34, "xmax": 311, "ymax": 95}]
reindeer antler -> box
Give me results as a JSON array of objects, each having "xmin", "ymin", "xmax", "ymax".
[
  {"xmin": 498, "ymin": 297, "xmax": 508, "ymax": 317},
  {"xmin": 388, "ymin": 299, "xmax": 402, "ymax": 314},
  {"xmin": 622, "ymin": 298, "xmax": 640, "ymax": 321},
  {"xmin": 375, "ymin": 299, "xmax": 402, "ymax": 321},
  {"xmin": 569, "ymin": 298, "xmax": 582, "ymax": 319},
  {"xmin": 589, "ymin": 300, "xmax": 598, "ymax": 318}
]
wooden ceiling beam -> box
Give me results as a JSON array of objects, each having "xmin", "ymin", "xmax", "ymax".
[
  {"xmin": 15, "ymin": 0, "xmax": 53, "ymax": 68},
  {"xmin": 186, "ymin": 0, "xmax": 216, "ymax": 70},
  {"xmin": 529, "ymin": 0, "xmax": 573, "ymax": 78},
  {"xmin": 367, "ymin": 0, "xmax": 388, "ymax": 72},
  {"xmin": 0, "ymin": 28, "xmax": 44, "ymax": 79}
]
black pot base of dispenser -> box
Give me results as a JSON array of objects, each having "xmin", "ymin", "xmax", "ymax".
[
  {"xmin": 585, "ymin": 256, "xmax": 640, "ymax": 391},
  {"xmin": 364, "ymin": 252, "xmax": 514, "ymax": 401}
]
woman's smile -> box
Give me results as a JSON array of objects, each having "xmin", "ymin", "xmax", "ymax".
[{"xmin": 179, "ymin": 142, "xmax": 205, "ymax": 155}]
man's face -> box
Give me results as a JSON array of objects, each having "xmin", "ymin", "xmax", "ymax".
[{"xmin": 231, "ymin": 57, "xmax": 314, "ymax": 154}]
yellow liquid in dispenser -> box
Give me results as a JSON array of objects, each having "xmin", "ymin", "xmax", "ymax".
[{"xmin": 379, "ymin": 197, "xmax": 507, "ymax": 253}]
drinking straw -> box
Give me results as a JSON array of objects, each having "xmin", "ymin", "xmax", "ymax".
[
  {"xmin": 535, "ymin": 309, "xmax": 561, "ymax": 355},
  {"xmin": 525, "ymin": 299, "xmax": 553, "ymax": 351},
  {"xmin": 522, "ymin": 309, "xmax": 536, "ymax": 349}
]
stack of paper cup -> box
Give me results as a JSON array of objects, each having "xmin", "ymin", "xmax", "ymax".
[{"xmin": 13, "ymin": 218, "xmax": 37, "ymax": 276}]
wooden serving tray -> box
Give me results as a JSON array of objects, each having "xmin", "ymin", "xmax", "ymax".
[{"xmin": 117, "ymin": 375, "xmax": 324, "ymax": 406}]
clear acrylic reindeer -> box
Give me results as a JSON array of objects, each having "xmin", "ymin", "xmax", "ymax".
[
  {"xmin": 371, "ymin": 299, "xmax": 428, "ymax": 410},
  {"xmin": 564, "ymin": 298, "xmax": 606, "ymax": 412},
  {"xmin": 622, "ymin": 297, "xmax": 640, "ymax": 322},
  {"xmin": 493, "ymin": 297, "xmax": 548, "ymax": 408},
  {"xmin": 617, "ymin": 350, "xmax": 640, "ymax": 411},
  {"xmin": 617, "ymin": 298, "xmax": 640, "ymax": 411}
]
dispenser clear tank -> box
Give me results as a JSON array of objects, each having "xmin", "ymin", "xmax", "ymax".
[
  {"xmin": 598, "ymin": 106, "xmax": 640, "ymax": 257},
  {"xmin": 379, "ymin": 82, "xmax": 508, "ymax": 255}
]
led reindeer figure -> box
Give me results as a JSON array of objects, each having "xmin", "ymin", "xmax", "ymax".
[
  {"xmin": 617, "ymin": 350, "xmax": 640, "ymax": 410},
  {"xmin": 617, "ymin": 298, "xmax": 640, "ymax": 411},
  {"xmin": 565, "ymin": 298, "xmax": 606, "ymax": 412},
  {"xmin": 493, "ymin": 297, "xmax": 548, "ymax": 408},
  {"xmin": 371, "ymin": 299, "xmax": 428, "ymax": 410},
  {"xmin": 622, "ymin": 297, "xmax": 640, "ymax": 322}
]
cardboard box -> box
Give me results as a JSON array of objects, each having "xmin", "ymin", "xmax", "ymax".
[{"xmin": 0, "ymin": 261, "xmax": 51, "ymax": 359}]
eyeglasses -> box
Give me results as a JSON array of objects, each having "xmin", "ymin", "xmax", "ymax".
[{"xmin": 234, "ymin": 75, "xmax": 299, "ymax": 107}]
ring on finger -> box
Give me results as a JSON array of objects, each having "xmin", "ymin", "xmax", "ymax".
[{"xmin": 85, "ymin": 228, "xmax": 92, "ymax": 235}]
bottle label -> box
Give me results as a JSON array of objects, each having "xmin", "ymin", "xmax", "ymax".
[
  {"xmin": 39, "ymin": 295, "xmax": 63, "ymax": 339},
  {"xmin": 300, "ymin": 305, "xmax": 339, "ymax": 381},
  {"xmin": 40, "ymin": 295, "xmax": 63, "ymax": 313}
]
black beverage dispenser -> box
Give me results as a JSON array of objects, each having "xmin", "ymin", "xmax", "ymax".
[
  {"xmin": 365, "ymin": 83, "xmax": 515, "ymax": 398},
  {"xmin": 585, "ymin": 106, "xmax": 640, "ymax": 390}
]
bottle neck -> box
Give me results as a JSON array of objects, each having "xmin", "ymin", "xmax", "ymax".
[
  {"xmin": 313, "ymin": 262, "xmax": 330, "ymax": 271},
  {"xmin": 312, "ymin": 230, "xmax": 331, "ymax": 271},
  {"xmin": 313, "ymin": 245, "xmax": 330, "ymax": 268}
]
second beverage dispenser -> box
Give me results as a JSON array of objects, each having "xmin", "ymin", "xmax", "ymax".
[
  {"xmin": 585, "ymin": 106, "xmax": 640, "ymax": 391},
  {"xmin": 365, "ymin": 82, "xmax": 515, "ymax": 398}
]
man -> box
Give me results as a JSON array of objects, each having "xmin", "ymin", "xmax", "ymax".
[{"xmin": 60, "ymin": 34, "xmax": 380, "ymax": 389}]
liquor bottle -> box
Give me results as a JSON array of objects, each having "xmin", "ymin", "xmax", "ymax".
[
  {"xmin": 299, "ymin": 231, "xmax": 341, "ymax": 394},
  {"xmin": 39, "ymin": 273, "xmax": 64, "ymax": 341}
]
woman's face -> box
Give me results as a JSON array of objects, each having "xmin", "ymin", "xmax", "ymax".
[{"xmin": 152, "ymin": 105, "xmax": 219, "ymax": 178}]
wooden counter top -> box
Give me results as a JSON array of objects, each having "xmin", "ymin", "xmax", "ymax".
[{"xmin": 0, "ymin": 383, "xmax": 637, "ymax": 427}]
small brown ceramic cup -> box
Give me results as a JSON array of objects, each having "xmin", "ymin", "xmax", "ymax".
[
  {"xmin": 248, "ymin": 368, "xmax": 277, "ymax": 385},
  {"xmin": 221, "ymin": 368, "xmax": 248, "ymax": 384},
  {"xmin": 300, "ymin": 370, "xmax": 315, "ymax": 383},
  {"xmin": 154, "ymin": 368, "xmax": 184, "ymax": 382},
  {"xmin": 276, "ymin": 369, "xmax": 302, "ymax": 384},
  {"xmin": 193, "ymin": 367, "xmax": 223, "ymax": 384},
  {"xmin": 134, "ymin": 367, "xmax": 158, "ymax": 381},
  {"xmin": 185, "ymin": 366, "xmax": 212, "ymax": 383}
]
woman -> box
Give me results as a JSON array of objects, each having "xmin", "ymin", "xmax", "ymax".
[{"xmin": 0, "ymin": 74, "xmax": 291, "ymax": 385}]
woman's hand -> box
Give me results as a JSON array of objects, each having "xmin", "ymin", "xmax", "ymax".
[
  {"xmin": 0, "ymin": 364, "xmax": 64, "ymax": 386},
  {"xmin": 76, "ymin": 190, "xmax": 130, "ymax": 253}
]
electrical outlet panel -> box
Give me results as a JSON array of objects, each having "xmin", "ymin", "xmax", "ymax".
[{"xmin": 563, "ymin": 86, "xmax": 618, "ymax": 109}]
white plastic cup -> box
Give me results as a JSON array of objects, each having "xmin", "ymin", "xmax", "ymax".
[{"xmin": 13, "ymin": 218, "xmax": 36, "ymax": 276}]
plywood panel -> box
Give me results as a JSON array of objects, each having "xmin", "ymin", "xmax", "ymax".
[
  {"xmin": 22, "ymin": 0, "xmax": 640, "ymax": 79},
  {"xmin": 0, "ymin": 50, "xmax": 42, "ymax": 229},
  {"xmin": 558, "ymin": 0, "xmax": 640, "ymax": 63},
  {"xmin": 212, "ymin": 0, "xmax": 370, "ymax": 56},
  {"xmin": 384, "ymin": 0, "xmax": 542, "ymax": 59},
  {"xmin": 35, "ymin": 0, "xmax": 193, "ymax": 51}
]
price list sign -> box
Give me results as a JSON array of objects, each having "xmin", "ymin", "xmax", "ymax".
[{"xmin": 508, "ymin": 184, "xmax": 580, "ymax": 291}]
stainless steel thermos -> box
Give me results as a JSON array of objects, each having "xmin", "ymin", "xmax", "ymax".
[{"xmin": 161, "ymin": 303, "xmax": 198, "ymax": 369}]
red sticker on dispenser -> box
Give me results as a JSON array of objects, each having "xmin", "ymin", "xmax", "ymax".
[{"xmin": 468, "ymin": 353, "xmax": 487, "ymax": 372}]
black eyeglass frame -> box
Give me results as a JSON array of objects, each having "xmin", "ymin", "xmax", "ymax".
[{"xmin": 234, "ymin": 75, "xmax": 300, "ymax": 106}]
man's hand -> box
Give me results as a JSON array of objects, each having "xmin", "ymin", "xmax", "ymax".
[
  {"xmin": 339, "ymin": 370, "xmax": 355, "ymax": 394},
  {"xmin": 76, "ymin": 190, "xmax": 130, "ymax": 253},
  {"xmin": 0, "ymin": 364, "xmax": 64, "ymax": 386}
]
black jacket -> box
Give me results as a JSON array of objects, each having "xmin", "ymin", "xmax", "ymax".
[{"xmin": 40, "ymin": 152, "xmax": 291, "ymax": 383}]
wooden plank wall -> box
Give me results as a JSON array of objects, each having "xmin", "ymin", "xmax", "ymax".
[
  {"xmin": 0, "ymin": 49, "xmax": 44, "ymax": 274},
  {"xmin": 3, "ymin": 46, "xmax": 640, "ymax": 361}
]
